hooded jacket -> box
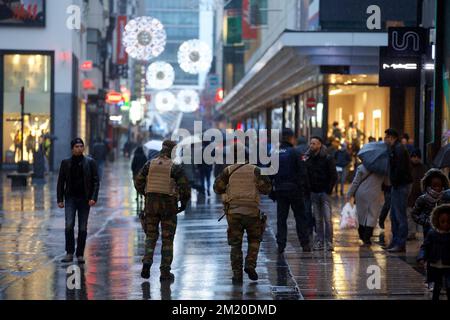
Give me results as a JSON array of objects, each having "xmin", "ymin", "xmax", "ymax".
[
  {"xmin": 411, "ymin": 169, "xmax": 450, "ymax": 227},
  {"xmin": 417, "ymin": 204, "xmax": 450, "ymax": 265}
]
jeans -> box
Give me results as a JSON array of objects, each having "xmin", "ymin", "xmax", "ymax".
[
  {"xmin": 311, "ymin": 192, "xmax": 333, "ymax": 243},
  {"xmin": 389, "ymin": 184, "xmax": 411, "ymax": 247},
  {"xmin": 276, "ymin": 194, "xmax": 312, "ymax": 248},
  {"xmin": 335, "ymin": 166, "xmax": 348, "ymax": 194},
  {"xmin": 97, "ymin": 160, "xmax": 105, "ymax": 181},
  {"xmin": 65, "ymin": 197, "xmax": 91, "ymax": 257}
]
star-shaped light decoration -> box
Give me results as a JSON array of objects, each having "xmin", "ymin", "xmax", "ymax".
[
  {"xmin": 146, "ymin": 62, "xmax": 175, "ymax": 90},
  {"xmin": 177, "ymin": 90, "xmax": 199, "ymax": 113},
  {"xmin": 177, "ymin": 39, "xmax": 212, "ymax": 74},
  {"xmin": 122, "ymin": 16, "xmax": 166, "ymax": 61},
  {"xmin": 155, "ymin": 91, "xmax": 176, "ymax": 112}
]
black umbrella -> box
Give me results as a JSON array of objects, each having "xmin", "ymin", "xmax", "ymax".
[{"xmin": 433, "ymin": 144, "xmax": 450, "ymax": 168}]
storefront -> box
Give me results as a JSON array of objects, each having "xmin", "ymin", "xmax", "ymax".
[
  {"xmin": 0, "ymin": 51, "xmax": 54, "ymax": 167},
  {"xmin": 441, "ymin": 0, "xmax": 450, "ymax": 147}
]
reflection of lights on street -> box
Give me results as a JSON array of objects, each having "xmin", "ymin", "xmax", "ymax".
[
  {"xmin": 177, "ymin": 90, "xmax": 199, "ymax": 113},
  {"xmin": 177, "ymin": 39, "xmax": 212, "ymax": 74},
  {"xmin": 122, "ymin": 16, "xmax": 166, "ymax": 61},
  {"xmin": 146, "ymin": 62, "xmax": 174, "ymax": 89},
  {"xmin": 155, "ymin": 91, "xmax": 176, "ymax": 112}
]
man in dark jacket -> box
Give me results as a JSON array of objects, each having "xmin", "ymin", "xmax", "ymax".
[
  {"xmin": 91, "ymin": 138, "xmax": 108, "ymax": 180},
  {"xmin": 305, "ymin": 136, "xmax": 338, "ymax": 251},
  {"xmin": 384, "ymin": 128, "xmax": 413, "ymax": 252},
  {"xmin": 57, "ymin": 138, "xmax": 100, "ymax": 264},
  {"xmin": 272, "ymin": 129, "xmax": 312, "ymax": 254}
]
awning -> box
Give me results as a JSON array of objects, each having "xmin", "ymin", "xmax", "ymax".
[{"xmin": 218, "ymin": 31, "xmax": 388, "ymax": 120}]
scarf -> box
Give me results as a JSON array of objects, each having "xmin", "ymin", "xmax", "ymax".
[{"xmin": 424, "ymin": 187, "xmax": 443, "ymax": 206}]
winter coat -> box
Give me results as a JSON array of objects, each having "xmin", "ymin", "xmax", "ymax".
[
  {"xmin": 305, "ymin": 146, "xmax": 338, "ymax": 194},
  {"xmin": 411, "ymin": 169, "xmax": 450, "ymax": 227},
  {"xmin": 131, "ymin": 150, "xmax": 148, "ymax": 177},
  {"xmin": 417, "ymin": 205, "xmax": 450, "ymax": 265},
  {"xmin": 347, "ymin": 164, "xmax": 387, "ymax": 227},
  {"xmin": 335, "ymin": 149, "xmax": 352, "ymax": 168},
  {"xmin": 407, "ymin": 161, "xmax": 427, "ymax": 207},
  {"xmin": 389, "ymin": 140, "xmax": 413, "ymax": 187}
]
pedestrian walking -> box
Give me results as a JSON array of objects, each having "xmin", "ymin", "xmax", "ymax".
[
  {"xmin": 347, "ymin": 164, "xmax": 388, "ymax": 245},
  {"xmin": 417, "ymin": 204, "xmax": 450, "ymax": 301},
  {"xmin": 384, "ymin": 128, "xmax": 413, "ymax": 253},
  {"xmin": 305, "ymin": 136, "xmax": 338, "ymax": 251},
  {"xmin": 131, "ymin": 146, "xmax": 148, "ymax": 213},
  {"xmin": 407, "ymin": 149, "xmax": 428, "ymax": 240},
  {"xmin": 91, "ymin": 138, "xmax": 108, "ymax": 180},
  {"xmin": 213, "ymin": 143, "xmax": 272, "ymax": 284},
  {"xmin": 57, "ymin": 138, "xmax": 99, "ymax": 264},
  {"xmin": 272, "ymin": 129, "xmax": 312, "ymax": 254},
  {"xmin": 335, "ymin": 143, "xmax": 352, "ymax": 196},
  {"xmin": 134, "ymin": 140, "xmax": 191, "ymax": 281}
]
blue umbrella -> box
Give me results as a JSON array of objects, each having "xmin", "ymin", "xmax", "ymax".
[{"xmin": 357, "ymin": 142, "xmax": 390, "ymax": 175}]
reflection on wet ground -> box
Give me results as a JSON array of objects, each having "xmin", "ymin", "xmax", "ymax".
[{"xmin": 0, "ymin": 159, "xmax": 432, "ymax": 300}]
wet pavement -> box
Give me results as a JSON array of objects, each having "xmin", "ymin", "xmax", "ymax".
[{"xmin": 0, "ymin": 158, "xmax": 435, "ymax": 300}]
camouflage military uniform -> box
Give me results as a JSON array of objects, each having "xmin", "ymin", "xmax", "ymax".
[
  {"xmin": 134, "ymin": 151, "xmax": 190, "ymax": 274},
  {"xmin": 213, "ymin": 164, "xmax": 272, "ymax": 280}
]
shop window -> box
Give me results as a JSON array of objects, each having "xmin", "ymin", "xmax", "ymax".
[
  {"xmin": 271, "ymin": 107, "xmax": 283, "ymax": 130},
  {"xmin": 2, "ymin": 54, "xmax": 51, "ymax": 164}
]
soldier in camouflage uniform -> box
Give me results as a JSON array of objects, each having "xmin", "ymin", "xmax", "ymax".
[
  {"xmin": 134, "ymin": 140, "xmax": 191, "ymax": 281},
  {"xmin": 213, "ymin": 146, "xmax": 272, "ymax": 284}
]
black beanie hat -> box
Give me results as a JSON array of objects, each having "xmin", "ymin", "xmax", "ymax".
[{"xmin": 71, "ymin": 138, "xmax": 84, "ymax": 149}]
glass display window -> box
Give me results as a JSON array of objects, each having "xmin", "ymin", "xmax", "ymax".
[{"xmin": 2, "ymin": 54, "xmax": 52, "ymax": 164}]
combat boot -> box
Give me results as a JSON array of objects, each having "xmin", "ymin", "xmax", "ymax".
[
  {"xmin": 141, "ymin": 263, "xmax": 151, "ymax": 279},
  {"xmin": 232, "ymin": 271, "xmax": 243, "ymax": 284},
  {"xmin": 160, "ymin": 271, "xmax": 175, "ymax": 282},
  {"xmin": 244, "ymin": 268, "xmax": 258, "ymax": 281}
]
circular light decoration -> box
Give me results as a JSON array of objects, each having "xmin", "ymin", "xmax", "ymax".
[
  {"xmin": 146, "ymin": 62, "xmax": 175, "ymax": 90},
  {"xmin": 122, "ymin": 16, "xmax": 166, "ymax": 61},
  {"xmin": 177, "ymin": 90, "xmax": 199, "ymax": 113},
  {"xmin": 177, "ymin": 39, "xmax": 212, "ymax": 74},
  {"xmin": 155, "ymin": 91, "xmax": 176, "ymax": 112}
]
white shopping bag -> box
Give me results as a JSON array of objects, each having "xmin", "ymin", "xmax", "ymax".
[{"xmin": 339, "ymin": 202, "xmax": 358, "ymax": 229}]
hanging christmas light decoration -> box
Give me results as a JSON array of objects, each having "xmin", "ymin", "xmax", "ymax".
[
  {"xmin": 122, "ymin": 16, "xmax": 166, "ymax": 61},
  {"xmin": 177, "ymin": 39, "xmax": 212, "ymax": 74},
  {"xmin": 146, "ymin": 62, "xmax": 175, "ymax": 90},
  {"xmin": 177, "ymin": 90, "xmax": 199, "ymax": 113},
  {"xmin": 155, "ymin": 91, "xmax": 176, "ymax": 112}
]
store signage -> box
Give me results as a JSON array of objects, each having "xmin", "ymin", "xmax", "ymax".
[
  {"xmin": 106, "ymin": 91, "xmax": 123, "ymax": 104},
  {"xmin": 306, "ymin": 97, "xmax": 317, "ymax": 108},
  {"xmin": 116, "ymin": 16, "xmax": 128, "ymax": 65},
  {"xmin": 242, "ymin": 0, "xmax": 257, "ymax": 39},
  {"xmin": 387, "ymin": 27, "xmax": 429, "ymax": 57},
  {"xmin": 225, "ymin": 0, "xmax": 242, "ymax": 45},
  {"xmin": 80, "ymin": 61, "xmax": 93, "ymax": 71},
  {"xmin": 0, "ymin": 0, "xmax": 45, "ymax": 27},
  {"xmin": 215, "ymin": 88, "xmax": 224, "ymax": 103},
  {"xmin": 379, "ymin": 48, "xmax": 420, "ymax": 87},
  {"xmin": 82, "ymin": 79, "xmax": 95, "ymax": 90}
]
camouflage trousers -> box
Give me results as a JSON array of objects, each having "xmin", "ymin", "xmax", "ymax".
[
  {"xmin": 226, "ymin": 213, "xmax": 262, "ymax": 273},
  {"xmin": 141, "ymin": 195, "xmax": 178, "ymax": 272}
]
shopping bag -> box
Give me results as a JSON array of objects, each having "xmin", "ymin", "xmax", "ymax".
[{"xmin": 339, "ymin": 202, "xmax": 358, "ymax": 229}]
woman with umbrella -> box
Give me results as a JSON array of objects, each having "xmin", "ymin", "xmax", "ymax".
[{"xmin": 347, "ymin": 142, "xmax": 390, "ymax": 245}]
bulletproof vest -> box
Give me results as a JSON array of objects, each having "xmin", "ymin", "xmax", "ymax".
[
  {"xmin": 226, "ymin": 164, "xmax": 259, "ymax": 207},
  {"xmin": 146, "ymin": 157, "xmax": 177, "ymax": 196}
]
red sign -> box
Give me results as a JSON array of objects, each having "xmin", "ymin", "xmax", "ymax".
[
  {"xmin": 306, "ymin": 97, "xmax": 317, "ymax": 108},
  {"xmin": 82, "ymin": 79, "xmax": 95, "ymax": 90},
  {"xmin": 242, "ymin": 0, "xmax": 257, "ymax": 39},
  {"xmin": 215, "ymin": 88, "xmax": 224, "ymax": 103},
  {"xmin": 81, "ymin": 60, "xmax": 93, "ymax": 71},
  {"xmin": 106, "ymin": 91, "xmax": 123, "ymax": 104},
  {"xmin": 117, "ymin": 16, "xmax": 128, "ymax": 65}
]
